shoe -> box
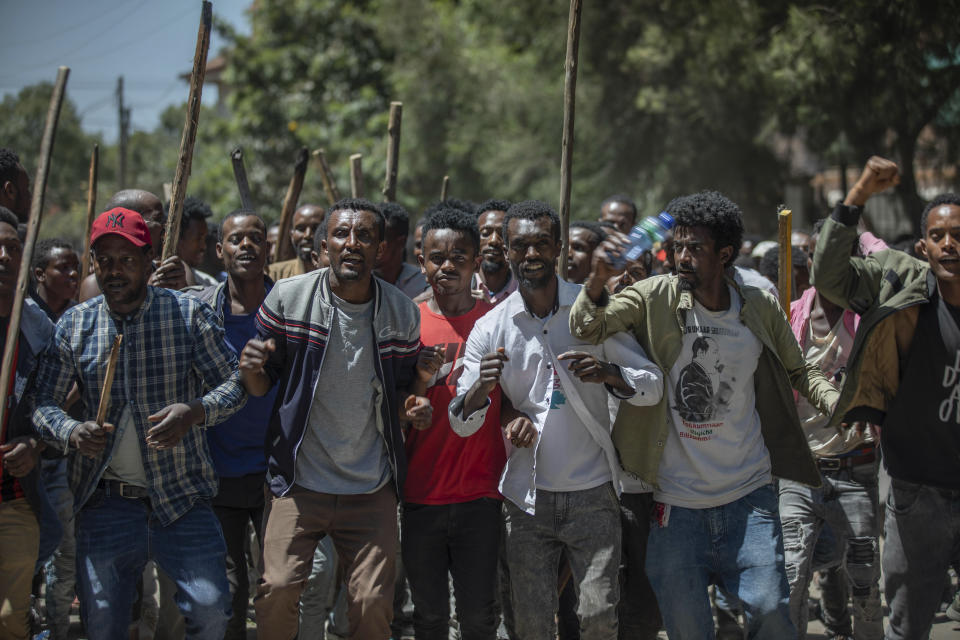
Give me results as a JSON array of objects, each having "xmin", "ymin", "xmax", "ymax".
[{"xmin": 947, "ymin": 590, "xmax": 960, "ymax": 622}]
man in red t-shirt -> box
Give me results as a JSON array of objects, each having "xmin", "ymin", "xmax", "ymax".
[{"xmin": 404, "ymin": 205, "xmax": 507, "ymax": 640}]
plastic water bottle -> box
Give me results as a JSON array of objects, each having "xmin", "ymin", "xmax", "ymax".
[{"xmin": 612, "ymin": 211, "xmax": 675, "ymax": 268}]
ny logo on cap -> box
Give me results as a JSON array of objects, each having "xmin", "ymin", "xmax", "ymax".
[{"xmin": 107, "ymin": 212, "xmax": 125, "ymax": 228}]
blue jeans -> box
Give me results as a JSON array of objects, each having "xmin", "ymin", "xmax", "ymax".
[
  {"xmin": 646, "ymin": 484, "xmax": 795, "ymax": 640},
  {"xmin": 75, "ymin": 486, "xmax": 230, "ymax": 640},
  {"xmin": 779, "ymin": 462, "xmax": 882, "ymax": 640},
  {"xmin": 883, "ymin": 478, "xmax": 960, "ymax": 640},
  {"xmin": 503, "ymin": 483, "xmax": 621, "ymax": 640},
  {"xmin": 402, "ymin": 498, "xmax": 502, "ymax": 640}
]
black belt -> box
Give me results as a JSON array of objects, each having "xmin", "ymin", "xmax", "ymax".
[
  {"xmin": 817, "ymin": 445, "xmax": 876, "ymax": 472},
  {"xmin": 99, "ymin": 479, "xmax": 150, "ymax": 500}
]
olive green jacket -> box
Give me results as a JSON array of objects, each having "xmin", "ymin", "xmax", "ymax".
[
  {"xmin": 811, "ymin": 212, "xmax": 934, "ymax": 430},
  {"xmin": 569, "ymin": 274, "xmax": 838, "ymax": 488}
]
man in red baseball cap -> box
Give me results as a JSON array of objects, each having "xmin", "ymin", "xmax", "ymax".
[{"xmin": 34, "ymin": 207, "xmax": 247, "ymax": 639}]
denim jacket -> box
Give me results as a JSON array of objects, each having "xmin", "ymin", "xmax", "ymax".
[{"xmin": 569, "ymin": 274, "xmax": 838, "ymax": 488}]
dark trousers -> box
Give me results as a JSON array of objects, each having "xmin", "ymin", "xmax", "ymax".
[
  {"xmin": 213, "ymin": 473, "xmax": 266, "ymax": 640},
  {"xmin": 401, "ymin": 498, "xmax": 502, "ymax": 640},
  {"xmin": 618, "ymin": 492, "xmax": 662, "ymax": 640}
]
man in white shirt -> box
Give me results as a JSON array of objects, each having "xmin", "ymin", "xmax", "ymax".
[{"xmin": 450, "ymin": 201, "xmax": 662, "ymax": 640}]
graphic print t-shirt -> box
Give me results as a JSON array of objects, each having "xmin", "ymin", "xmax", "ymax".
[
  {"xmin": 404, "ymin": 300, "xmax": 505, "ymax": 504},
  {"xmin": 655, "ymin": 286, "xmax": 771, "ymax": 508}
]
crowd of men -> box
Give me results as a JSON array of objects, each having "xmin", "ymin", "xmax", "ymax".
[{"xmin": 0, "ymin": 144, "xmax": 958, "ymax": 640}]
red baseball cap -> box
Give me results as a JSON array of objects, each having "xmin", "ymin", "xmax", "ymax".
[{"xmin": 90, "ymin": 207, "xmax": 152, "ymax": 248}]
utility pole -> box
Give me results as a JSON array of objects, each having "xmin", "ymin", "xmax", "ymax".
[{"xmin": 116, "ymin": 76, "xmax": 130, "ymax": 190}]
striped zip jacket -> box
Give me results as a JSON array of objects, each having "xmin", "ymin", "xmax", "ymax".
[{"xmin": 255, "ymin": 267, "xmax": 421, "ymax": 497}]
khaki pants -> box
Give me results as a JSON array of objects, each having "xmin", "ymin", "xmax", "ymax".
[
  {"xmin": 255, "ymin": 484, "xmax": 398, "ymax": 640},
  {"xmin": 0, "ymin": 499, "xmax": 39, "ymax": 640}
]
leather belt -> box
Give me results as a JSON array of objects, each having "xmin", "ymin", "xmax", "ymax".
[
  {"xmin": 817, "ymin": 446, "xmax": 876, "ymax": 472},
  {"xmin": 99, "ymin": 479, "xmax": 150, "ymax": 500}
]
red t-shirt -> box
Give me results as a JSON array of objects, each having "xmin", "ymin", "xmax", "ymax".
[{"xmin": 404, "ymin": 300, "xmax": 505, "ymax": 504}]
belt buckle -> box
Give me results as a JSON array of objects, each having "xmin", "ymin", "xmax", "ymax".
[
  {"xmin": 819, "ymin": 458, "xmax": 841, "ymax": 471},
  {"xmin": 118, "ymin": 482, "xmax": 141, "ymax": 499}
]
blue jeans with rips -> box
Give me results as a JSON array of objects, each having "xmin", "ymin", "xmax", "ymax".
[
  {"xmin": 503, "ymin": 483, "xmax": 621, "ymax": 640},
  {"xmin": 75, "ymin": 486, "xmax": 231, "ymax": 640},
  {"xmin": 883, "ymin": 477, "xmax": 960, "ymax": 640},
  {"xmin": 646, "ymin": 484, "xmax": 795, "ymax": 640},
  {"xmin": 779, "ymin": 461, "xmax": 882, "ymax": 640}
]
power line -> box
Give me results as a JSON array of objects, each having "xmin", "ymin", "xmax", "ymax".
[{"xmin": 1, "ymin": 1, "xmax": 144, "ymax": 49}]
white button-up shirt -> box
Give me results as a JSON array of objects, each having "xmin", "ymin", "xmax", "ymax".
[{"xmin": 449, "ymin": 277, "xmax": 662, "ymax": 514}]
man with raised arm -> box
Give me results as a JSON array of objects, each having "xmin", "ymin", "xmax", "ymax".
[{"xmin": 569, "ymin": 190, "xmax": 838, "ymax": 639}]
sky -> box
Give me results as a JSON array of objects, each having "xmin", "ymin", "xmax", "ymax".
[{"xmin": 0, "ymin": 1, "xmax": 252, "ymax": 142}]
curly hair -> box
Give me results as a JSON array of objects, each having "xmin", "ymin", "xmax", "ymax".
[
  {"xmin": 665, "ymin": 191, "xmax": 743, "ymax": 268},
  {"xmin": 321, "ymin": 198, "xmax": 385, "ymax": 241},
  {"xmin": 476, "ymin": 199, "xmax": 512, "ymax": 219},
  {"xmin": 570, "ymin": 220, "xmax": 607, "ymax": 247},
  {"xmin": 921, "ymin": 193, "xmax": 960, "ymax": 236},
  {"xmin": 503, "ymin": 200, "xmax": 561, "ymax": 246},
  {"xmin": 0, "ymin": 149, "xmax": 22, "ymax": 185},
  {"xmin": 180, "ymin": 196, "xmax": 213, "ymax": 238},
  {"xmin": 422, "ymin": 206, "xmax": 480, "ymax": 254},
  {"xmin": 32, "ymin": 238, "xmax": 76, "ymax": 274}
]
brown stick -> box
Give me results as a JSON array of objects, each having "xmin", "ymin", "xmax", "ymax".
[
  {"xmin": 557, "ymin": 0, "xmax": 583, "ymax": 280},
  {"xmin": 276, "ymin": 147, "xmax": 310, "ymax": 263},
  {"xmin": 313, "ymin": 149, "xmax": 341, "ymax": 205},
  {"xmin": 0, "ymin": 66, "xmax": 69, "ymax": 431},
  {"xmin": 161, "ymin": 1, "xmax": 212, "ymax": 261},
  {"xmin": 440, "ymin": 175, "xmax": 450, "ymax": 201},
  {"xmin": 350, "ymin": 154, "xmax": 363, "ymax": 198},
  {"xmin": 778, "ymin": 206, "xmax": 793, "ymax": 312},
  {"xmin": 95, "ymin": 335, "xmax": 123, "ymax": 426},
  {"xmin": 80, "ymin": 144, "xmax": 99, "ymax": 277},
  {"xmin": 382, "ymin": 102, "xmax": 403, "ymax": 202},
  {"xmin": 230, "ymin": 146, "xmax": 254, "ymax": 211}
]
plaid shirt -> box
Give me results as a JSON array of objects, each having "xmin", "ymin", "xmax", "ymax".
[{"xmin": 34, "ymin": 287, "xmax": 246, "ymax": 525}]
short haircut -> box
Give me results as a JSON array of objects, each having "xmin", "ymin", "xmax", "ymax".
[
  {"xmin": 601, "ymin": 195, "xmax": 638, "ymax": 217},
  {"xmin": 758, "ymin": 246, "xmax": 779, "ymax": 283},
  {"xmin": 320, "ymin": 198, "xmax": 385, "ymax": 242},
  {"xmin": 0, "ymin": 149, "xmax": 22, "ymax": 185},
  {"xmin": 570, "ymin": 220, "xmax": 607, "ymax": 247},
  {"xmin": 921, "ymin": 193, "xmax": 960, "ymax": 236},
  {"xmin": 503, "ymin": 200, "xmax": 561, "ymax": 246},
  {"xmin": 476, "ymin": 199, "xmax": 512, "ymax": 219},
  {"xmin": 422, "ymin": 206, "xmax": 481, "ymax": 254},
  {"xmin": 380, "ymin": 201, "xmax": 410, "ymax": 239},
  {"xmin": 0, "ymin": 206, "xmax": 19, "ymax": 235},
  {"xmin": 180, "ymin": 196, "xmax": 213, "ymax": 238},
  {"xmin": 218, "ymin": 209, "xmax": 265, "ymax": 242},
  {"xmin": 666, "ymin": 191, "xmax": 743, "ymax": 268},
  {"xmin": 443, "ymin": 198, "xmax": 478, "ymax": 217},
  {"xmin": 32, "ymin": 238, "xmax": 75, "ymax": 273}
]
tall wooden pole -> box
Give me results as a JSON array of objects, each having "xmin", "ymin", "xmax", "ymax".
[
  {"xmin": 230, "ymin": 146, "xmax": 255, "ymax": 211},
  {"xmin": 558, "ymin": 0, "xmax": 583, "ymax": 279},
  {"xmin": 276, "ymin": 147, "xmax": 309, "ymax": 263},
  {"xmin": 161, "ymin": 1, "xmax": 212, "ymax": 261},
  {"xmin": 0, "ymin": 66, "xmax": 69, "ymax": 430},
  {"xmin": 440, "ymin": 175, "xmax": 450, "ymax": 201},
  {"xmin": 313, "ymin": 149, "xmax": 341, "ymax": 205},
  {"xmin": 777, "ymin": 206, "xmax": 793, "ymax": 312},
  {"xmin": 350, "ymin": 154, "xmax": 363, "ymax": 198},
  {"xmin": 382, "ymin": 102, "xmax": 402, "ymax": 202},
  {"xmin": 80, "ymin": 144, "xmax": 99, "ymax": 277}
]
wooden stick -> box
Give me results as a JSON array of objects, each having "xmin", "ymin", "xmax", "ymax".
[
  {"xmin": 440, "ymin": 175, "xmax": 450, "ymax": 201},
  {"xmin": 0, "ymin": 66, "xmax": 69, "ymax": 431},
  {"xmin": 313, "ymin": 149, "xmax": 341, "ymax": 205},
  {"xmin": 350, "ymin": 154, "xmax": 363, "ymax": 198},
  {"xmin": 382, "ymin": 101, "xmax": 403, "ymax": 202},
  {"xmin": 778, "ymin": 206, "xmax": 793, "ymax": 312},
  {"xmin": 276, "ymin": 147, "xmax": 310, "ymax": 263},
  {"xmin": 95, "ymin": 335, "xmax": 123, "ymax": 426},
  {"xmin": 557, "ymin": 0, "xmax": 583, "ymax": 279},
  {"xmin": 161, "ymin": 1, "xmax": 212, "ymax": 261},
  {"xmin": 230, "ymin": 146, "xmax": 254, "ymax": 211},
  {"xmin": 80, "ymin": 144, "xmax": 99, "ymax": 277}
]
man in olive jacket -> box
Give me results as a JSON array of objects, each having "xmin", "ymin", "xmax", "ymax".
[
  {"xmin": 812, "ymin": 156, "xmax": 960, "ymax": 640},
  {"xmin": 569, "ymin": 191, "xmax": 838, "ymax": 639}
]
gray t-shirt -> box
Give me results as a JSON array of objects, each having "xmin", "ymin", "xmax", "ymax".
[
  {"xmin": 656, "ymin": 286, "xmax": 771, "ymax": 508},
  {"xmin": 294, "ymin": 293, "xmax": 390, "ymax": 495},
  {"xmin": 104, "ymin": 405, "xmax": 148, "ymax": 487}
]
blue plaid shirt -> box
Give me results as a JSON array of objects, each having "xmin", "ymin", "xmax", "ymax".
[{"xmin": 33, "ymin": 287, "xmax": 246, "ymax": 525}]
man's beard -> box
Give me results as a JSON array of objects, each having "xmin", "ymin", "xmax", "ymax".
[
  {"xmin": 332, "ymin": 260, "xmax": 364, "ymax": 281},
  {"xmin": 481, "ymin": 258, "xmax": 504, "ymax": 275},
  {"xmin": 514, "ymin": 262, "xmax": 553, "ymax": 290},
  {"xmin": 677, "ymin": 270, "xmax": 699, "ymax": 291}
]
